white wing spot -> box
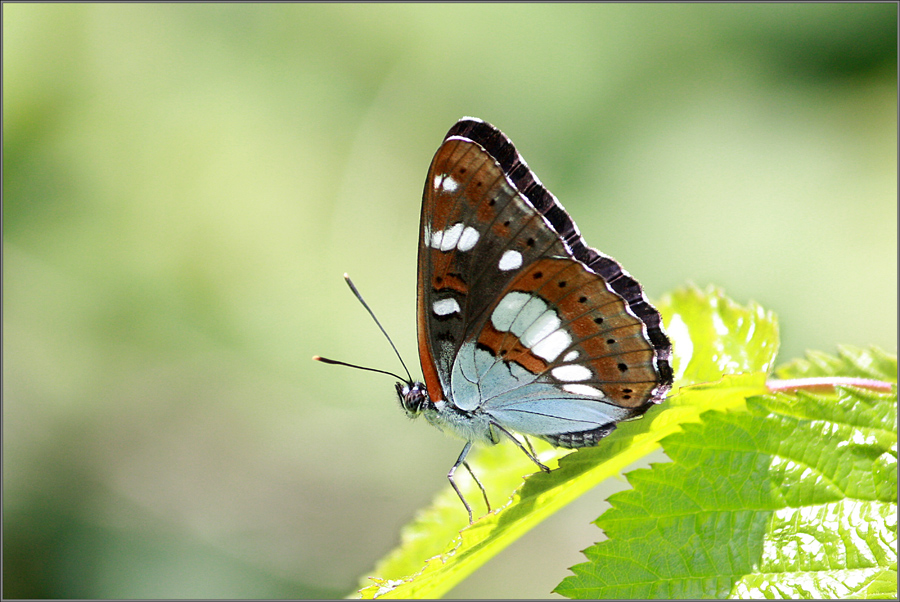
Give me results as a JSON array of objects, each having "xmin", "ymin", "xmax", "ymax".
[
  {"xmin": 433, "ymin": 298, "xmax": 461, "ymax": 316},
  {"xmin": 509, "ymin": 296, "xmax": 550, "ymax": 337},
  {"xmin": 430, "ymin": 223, "xmax": 464, "ymax": 251},
  {"xmin": 563, "ymin": 350, "xmax": 580, "ymax": 362},
  {"xmin": 498, "ymin": 250, "xmax": 523, "ymax": 271},
  {"xmin": 520, "ymin": 310, "xmax": 562, "ymax": 348},
  {"xmin": 531, "ymin": 329, "xmax": 572, "ymax": 362},
  {"xmin": 563, "ymin": 384, "xmax": 606, "ymax": 398},
  {"xmin": 491, "ymin": 291, "xmax": 538, "ymax": 332},
  {"xmin": 441, "ymin": 175, "xmax": 458, "ymax": 192},
  {"xmin": 440, "ymin": 223, "xmax": 463, "ymax": 251},
  {"xmin": 490, "ymin": 292, "xmax": 571, "ymax": 361},
  {"xmin": 552, "ymin": 364, "xmax": 592, "ymax": 382},
  {"xmin": 457, "ymin": 226, "xmax": 479, "ymax": 252}
]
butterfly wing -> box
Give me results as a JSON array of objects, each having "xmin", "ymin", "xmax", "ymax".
[{"xmin": 417, "ymin": 117, "xmax": 672, "ymax": 447}]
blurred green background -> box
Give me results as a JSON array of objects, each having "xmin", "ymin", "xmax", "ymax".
[{"xmin": 3, "ymin": 3, "xmax": 896, "ymax": 599}]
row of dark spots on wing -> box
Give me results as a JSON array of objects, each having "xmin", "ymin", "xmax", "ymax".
[{"xmin": 526, "ymin": 268, "xmax": 631, "ymax": 378}]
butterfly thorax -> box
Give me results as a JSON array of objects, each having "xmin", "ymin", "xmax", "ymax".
[{"xmin": 396, "ymin": 381, "xmax": 499, "ymax": 445}]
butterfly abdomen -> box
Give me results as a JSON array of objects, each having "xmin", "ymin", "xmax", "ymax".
[{"xmin": 540, "ymin": 423, "xmax": 618, "ymax": 449}]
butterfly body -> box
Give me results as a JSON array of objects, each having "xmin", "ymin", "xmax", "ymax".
[
  {"xmin": 392, "ymin": 117, "xmax": 673, "ymax": 521},
  {"xmin": 398, "ymin": 381, "xmax": 498, "ymax": 445}
]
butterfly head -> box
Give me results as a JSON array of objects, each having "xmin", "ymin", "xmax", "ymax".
[{"xmin": 396, "ymin": 381, "xmax": 430, "ymax": 418}]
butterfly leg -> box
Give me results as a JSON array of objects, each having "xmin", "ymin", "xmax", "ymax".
[
  {"xmin": 449, "ymin": 441, "xmax": 475, "ymax": 524},
  {"xmin": 462, "ymin": 460, "xmax": 491, "ymax": 513},
  {"xmin": 490, "ymin": 421, "xmax": 550, "ymax": 472},
  {"xmin": 522, "ymin": 434, "xmax": 538, "ymax": 459}
]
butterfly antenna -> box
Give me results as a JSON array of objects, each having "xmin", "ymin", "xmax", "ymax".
[
  {"xmin": 312, "ymin": 355, "xmax": 407, "ymax": 382},
  {"xmin": 340, "ymin": 273, "xmax": 414, "ymax": 383}
]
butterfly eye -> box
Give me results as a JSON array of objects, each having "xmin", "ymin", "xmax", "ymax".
[{"xmin": 396, "ymin": 381, "xmax": 429, "ymax": 417}]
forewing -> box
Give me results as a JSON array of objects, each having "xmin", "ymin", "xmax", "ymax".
[{"xmin": 417, "ymin": 134, "xmax": 568, "ymax": 400}]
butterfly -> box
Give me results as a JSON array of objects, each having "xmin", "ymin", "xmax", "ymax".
[{"xmin": 318, "ymin": 117, "xmax": 672, "ymax": 523}]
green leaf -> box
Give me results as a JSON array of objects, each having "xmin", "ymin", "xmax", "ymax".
[
  {"xmin": 555, "ymin": 353, "xmax": 897, "ymax": 599},
  {"xmin": 355, "ymin": 285, "xmax": 780, "ymax": 599},
  {"xmin": 775, "ymin": 345, "xmax": 897, "ymax": 382},
  {"xmin": 658, "ymin": 284, "xmax": 780, "ymax": 387}
]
